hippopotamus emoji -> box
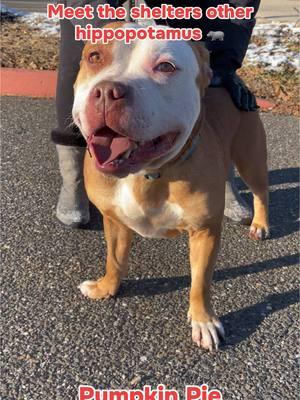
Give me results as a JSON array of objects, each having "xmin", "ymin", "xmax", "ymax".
[{"xmin": 207, "ymin": 31, "xmax": 225, "ymax": 41}]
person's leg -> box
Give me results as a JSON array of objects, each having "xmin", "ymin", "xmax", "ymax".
[
  {"xmin": 51, "ymin": 19, "xmax": 89, "ymax": 228},
  {"xmin": 52, "ymin": 0, "xmax": 115, "ymax": 227},
  {"xmin": 224, "ymin": 166, "xmax": 252, "ymax": 224},
  {"xmin": 205, "ymin": 0, "xmax": 261, "ymax": 224},
  {"xmin": 55, "ymin": 144, "xmax": 89, "ymax": 228}
]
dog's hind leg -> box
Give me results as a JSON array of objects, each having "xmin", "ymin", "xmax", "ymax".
[
  {"xmin": 231, "ymin": 110, "xmax": 269, "ymax": 240},
  {"xmin": 79, "ymin": 215, "xmax": 134, "ymax": 299}
]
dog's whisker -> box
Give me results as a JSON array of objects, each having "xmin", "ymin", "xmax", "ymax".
[
  {"xmin": 87, "ymin": 146, "xmax": 92, "ymax": 157},
  {"xmin": 66, "ymin": 121, "xmax": 77, "ymax": 131}
]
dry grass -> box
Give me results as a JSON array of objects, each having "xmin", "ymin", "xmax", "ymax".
[
  {"xmin": 239, "ymin": 65, "xmax": 299, "ymax": 116},
  {"xmin": 1, "ymin": 20, "xmax": 59, "ymax": 70}
]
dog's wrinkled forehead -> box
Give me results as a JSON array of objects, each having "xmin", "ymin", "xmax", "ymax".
[{"xmin": 75, "ymin": 23, "xmax": 203, "ymax": 86}]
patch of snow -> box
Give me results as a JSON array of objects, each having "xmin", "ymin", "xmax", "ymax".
[
  {"xmin": 20, "ymin": 12, "xmax": 60, "ymax": 36},
  {"xmin": 245, "ymin": 22, "xmax": 300, "ymax": 70},
  {"xmin": 1, "ymin": 5, "xmax": 60, "ymax": 36}
]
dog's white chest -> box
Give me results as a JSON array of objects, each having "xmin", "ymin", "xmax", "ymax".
[{"xmin": 113, "ymin": 179, "xmax": 183, "ymax": 238}]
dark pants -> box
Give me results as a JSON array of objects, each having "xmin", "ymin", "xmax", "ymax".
[
  {"xmin": 51, "ymin": 0, "xmax": 260, "ymax": 147},
  {"xmin": 52, "ymin": 19, "xmax": 86, "ymax": 147},
  {"xmin": 52, "ymin": 0, "xmax": 109, "ymax": 147}
]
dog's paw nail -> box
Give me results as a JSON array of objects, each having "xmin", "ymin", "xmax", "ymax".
[
  {"xmin": 213, "ymin": 318, "xmax": 225, "ymax": 339},
  {"xmin": 249, "ymin": 224, "xmax": 269, "ymax": 241},
  {"xmin": 191, "ymin": 319, "xmax": 224, "ymax": 351},
  {"xmin": 250, "ymin": 225, "xmax": 262, "ymax": 239},
  {"xmin": 78, "ymin": 280, "xmax": 94, "ymax": 297},
  {"xmin": 78, "ymin": 278, "xmax": 118, "ymax": 299}
]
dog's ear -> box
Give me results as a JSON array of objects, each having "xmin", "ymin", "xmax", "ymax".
[{"xmin": 190, "ymin": 42, "xmax": 213, "ymax": 96}]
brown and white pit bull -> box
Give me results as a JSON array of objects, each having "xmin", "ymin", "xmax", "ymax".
[{"xmin": 72, "ymin": 22, "xmax": 269, "ymax": 351}]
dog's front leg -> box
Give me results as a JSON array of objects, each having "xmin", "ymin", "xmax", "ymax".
[
  {"xmin": 79, "ymin": 216, "xmax": 134, "ymax": 299},
  {"xmin": 188, "ymin": 224, "xmax": 225, "ymax": 351}
]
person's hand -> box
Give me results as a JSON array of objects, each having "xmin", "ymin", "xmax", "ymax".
[{"xmin": 210, "ymin": 72, "xmax": 259, "ymax": 112}]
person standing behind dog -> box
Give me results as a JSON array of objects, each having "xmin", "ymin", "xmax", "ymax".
[{"xmin": 52, "ymin": 0, "xmax": 260, "ymax": 228}]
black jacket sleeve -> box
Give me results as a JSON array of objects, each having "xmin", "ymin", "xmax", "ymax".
[{"xmin": 145, "ymin": 0, "xmax": 261, "ymax": 72}]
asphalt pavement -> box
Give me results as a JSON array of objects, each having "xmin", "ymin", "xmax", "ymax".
[{"xmin": 1, "ymin": 96, "xmax": 299, "ymax": 399}]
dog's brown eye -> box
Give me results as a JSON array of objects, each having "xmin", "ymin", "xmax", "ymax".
[
  {"xmin": 155, "ymin": 62, "xmax": 176, "ymax": 73},
  {"xmin": 89, "ymin": 51, "xmax": 101, "ymax": 64}
]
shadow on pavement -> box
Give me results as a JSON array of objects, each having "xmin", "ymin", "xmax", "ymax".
[
  {"xmin": 215, "ymin": 253, "xmax": 299, "ymax": 281},
  {"xmin": 82, "ymin": 202, "xmax": 104, "ymax": 231},
  {"xmin": 222, "ymin": 288, "xmax": 299, "ymax": 347},
  {"xmin": 268, "ymin": 187, "xmax": 299, "ymax": 239},
  {"xmin": 236, "ymin": 167, "xmax": 299, "ymax": 190},
  {"xmin": 237, "ymin": 167, "xmax": 299, "ymax": 239},
  {"xmin": 119, "ymin": 253, "xmax": 299, "ymax": 298},
  {"xmin": 119, "ymin": 253, "xmax": 298, "ymax": 347}
]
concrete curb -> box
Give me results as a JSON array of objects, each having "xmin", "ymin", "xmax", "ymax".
[
  {"xmin": 0, "ymin": 67, "xmax": 275, "ymax": 110},
  {"xmin": 0, "ymin": 68, "xmax": 57, "ymax": 98}
]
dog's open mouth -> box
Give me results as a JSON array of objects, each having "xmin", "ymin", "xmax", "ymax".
[{"xmin": 87, "ymin": 126, "xmax": 178, "ymax": 173}]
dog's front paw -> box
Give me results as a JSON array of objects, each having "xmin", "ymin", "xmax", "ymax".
[
  {"xmin": 249, "ymin": 223, "xmax": 269, "ymax": 240},
  {"xmin": 78, "ymin": 277, "xmax": 120, "ymax": 299},
  {"xmin": 191, "ymin": 318, "xmax": 225, "ymax": 351}
]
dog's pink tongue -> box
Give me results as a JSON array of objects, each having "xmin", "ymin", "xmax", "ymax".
[{"xmin": 90, "ymin": 132, "xmax": 134, "ymax": 164}]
